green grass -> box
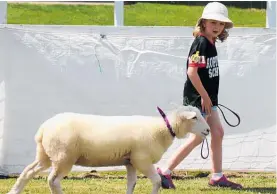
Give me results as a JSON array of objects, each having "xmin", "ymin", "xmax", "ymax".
[
  {"xmin": 7, "ymin": 3, "xmax": 266, "ymax": 27},
  {"xmin": 1, "ymin": 170, "xmax": 275, "ymax": 194}
]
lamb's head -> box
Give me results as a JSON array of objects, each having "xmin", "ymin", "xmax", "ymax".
[{"xmin": 173, "ymin": 105, "xmax": 210, "ymax": 139}]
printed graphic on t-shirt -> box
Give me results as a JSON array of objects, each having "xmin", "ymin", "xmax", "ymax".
[
  {"xmin": 188, "ymin": 51, "xmax": 206, "ymax": 68},
  {"xmin": 206, "ymin": 56, "xmax": 219, "ymax": 78},
  {"xmin": 189, "ymin": 51, "xmax": 205, "ymax": 63}
]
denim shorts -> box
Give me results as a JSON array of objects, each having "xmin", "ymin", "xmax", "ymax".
[{"xmin": 201, "ymin": 106, "xmax": 217, "ymax": 117}]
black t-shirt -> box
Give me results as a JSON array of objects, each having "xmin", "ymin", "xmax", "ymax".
[{"xmin": 183, "ymin": 35, "xmax": 219, "ymax": 110}]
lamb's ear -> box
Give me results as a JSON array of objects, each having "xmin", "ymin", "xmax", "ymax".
[{"xmin": 183, "ymin": 111, "xmax": 197, "ymax": 120}]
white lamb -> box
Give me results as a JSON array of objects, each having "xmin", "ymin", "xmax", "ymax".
[{"xmin": 7, "ymin": 105, "xmax": 210, "ymax": 194}]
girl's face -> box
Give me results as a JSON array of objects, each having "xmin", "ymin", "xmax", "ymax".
[{"xmin": 203, "ymin": 19, "xmax": 225, "ymax": 40}]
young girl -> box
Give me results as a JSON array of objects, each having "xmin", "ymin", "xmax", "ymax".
[{"xmin": 157, "ymin": 2, "xmax": 243, "ymax": 190}]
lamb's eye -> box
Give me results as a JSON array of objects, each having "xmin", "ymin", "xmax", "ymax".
[{"xmin": 192, "ymin": 116, "xmax": 197, "ymax": 120}]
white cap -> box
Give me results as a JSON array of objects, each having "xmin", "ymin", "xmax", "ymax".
[{"xmin": 196, "ymin": 2, "xmax": 233, "ymax": 29}]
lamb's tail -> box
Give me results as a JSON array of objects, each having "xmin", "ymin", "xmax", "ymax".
[
  {"xmin": 34, "ymin": 125, "xmax": 45, "ymax": 143},
  {"xmin": 34, "ymin": 126, "xmax": 51, "ymax": 164}
]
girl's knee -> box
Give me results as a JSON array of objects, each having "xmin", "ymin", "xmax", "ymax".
[{"xmin": 211, "ymin": 126, "xmax": 224, "ymax": 140}]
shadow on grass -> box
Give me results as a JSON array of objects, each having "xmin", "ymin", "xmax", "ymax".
[
  {"xmin": 199, "ymin": 187, "xmax": 276, "ymax": 194},
  {"xmin": 2, "ymin": 173, "xmax": 210, "ymax": 180},
  {"xmin": 3, "ymin": 171, "xmax": 276, "ymax": 182},
  {"xmin": 241, "ymin": 187, "xmax": 276, "ymax": 194}
]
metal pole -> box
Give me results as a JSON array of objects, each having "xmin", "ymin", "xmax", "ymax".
[
  {"xmin": 114, "ymin": 1, "xmax": 124, "ymax": 26},
  {"xmin": 0, "ymin": 1, "xmax": 7, "ymax": 24},
  {"xmin": 0, "ymin": 1, "xmax": 7, "ymax": 178},
  {"xmin": 266, "ymin": 1, "xmax": 276, "ymax": 28}
]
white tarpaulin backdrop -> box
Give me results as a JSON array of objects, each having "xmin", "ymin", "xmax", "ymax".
[{"xmin": 0, "ymin": 25, "xmax": 275, "ymax": 174}]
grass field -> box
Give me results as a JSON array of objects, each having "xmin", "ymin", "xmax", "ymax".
[
  {"xmin": 1, "ymin": 170, "xmax": 275, "ymax": 194},
  {"xmin": 7, "ymin": 2, "xmax": 266, "ymax": 27}
]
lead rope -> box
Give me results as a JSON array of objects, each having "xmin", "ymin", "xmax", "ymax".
[{"xmin": 201, "ymin": 104, "xmax": 241, "ymax": 159}]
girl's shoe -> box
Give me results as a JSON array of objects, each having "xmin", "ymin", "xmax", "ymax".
[
  {"xmin": 208, "ymin": 175, "xmax": 243, "ymax": 189},
  {"xmin": 157, "ymin": 167, "xmax": 176, "ymax": 189}
]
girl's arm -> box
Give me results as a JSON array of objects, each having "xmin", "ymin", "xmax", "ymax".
[{"xmin": 187, "ymin": 66, "xmax": 212, "ymax": 114}]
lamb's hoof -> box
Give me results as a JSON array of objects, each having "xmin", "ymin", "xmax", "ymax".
[
  {"xmin": 6, "ymin": 188, "xmax": 18, "ymax": 194},
  {"xmin": 7, "ymin": 191, "xmax": 17, "ymax": 194}
]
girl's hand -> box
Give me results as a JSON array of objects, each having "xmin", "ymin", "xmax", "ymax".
[{"xmin": 201, "ymin": 95, "xmax": 213, "ymax": 116}]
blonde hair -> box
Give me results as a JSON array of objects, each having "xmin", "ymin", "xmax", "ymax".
[{"xmin": 193, "ymin": 19, "xmax": 229, "ymax": 42}]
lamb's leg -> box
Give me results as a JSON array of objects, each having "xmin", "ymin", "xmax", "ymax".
[
  {"xmin": 141, "ymin": 165, "xmax": 161, "ymax": 194},
  {"xmin": 47, "ymin": 170, "xmax": 64, "ymax": 194},
  {"xmin": 132, "ymin": 158, "xmax": 161, "ymax": 194},
  {"xmin": 8, "ymin": 143, "xmax": 51, "ymax": 194},
  {"xmin": 47, "ymin": 162, "xmax": 73, "ymax": 194},
  {"xmin": 7, "ymin": 160, "xmax": 51, "ymax": 194},
  {"xmin": 126, "ymin": 164, "xmax": 137, "ymax": 194}
]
